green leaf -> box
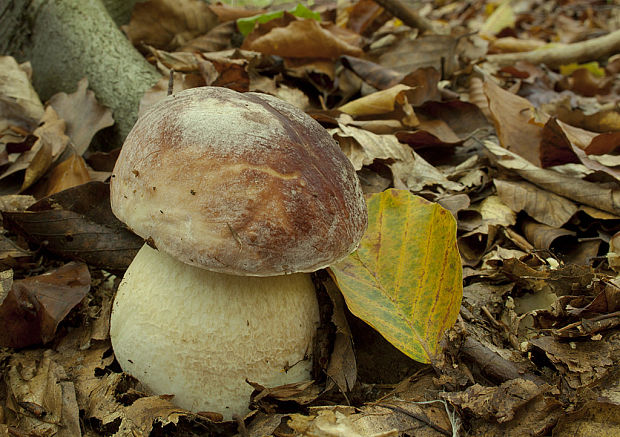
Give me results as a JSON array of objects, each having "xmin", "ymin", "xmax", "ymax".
[
  {"xmin": 329, "ymin": 189, "xmax": 462, "ymax": 364},
  {"xmin": 236, "ymin": 3, "xmax": 321, "ymax": 37}
]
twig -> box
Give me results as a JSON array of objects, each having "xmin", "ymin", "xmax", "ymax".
[
  {"xmin": 460, "ymin": 337, "xmax": 545, "ymax": 385},
  {"xmin": 372, "ymin": 0, "xmax": 435, "ymax": 33},
  {"xmin": 487, "ymin": 29, "xmax": 620, "ymax": 67}
]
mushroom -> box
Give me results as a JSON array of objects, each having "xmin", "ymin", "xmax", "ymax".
[{"xmin": 109, "ymin": 86, "xmax": 367, "ymax": 419}]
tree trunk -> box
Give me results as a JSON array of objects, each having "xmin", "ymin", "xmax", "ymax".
[{"xmin": 1, "ymin": 0, "xmax": 160, "ymax": 148}]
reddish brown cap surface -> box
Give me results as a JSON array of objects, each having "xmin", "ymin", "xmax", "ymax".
[{"xmin": 111, "ymin": 87, "xmax": 367, "ymax": 276}]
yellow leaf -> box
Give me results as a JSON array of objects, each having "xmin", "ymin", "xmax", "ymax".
[
  {"xmin": 329, "ymin": 189, "xmax": 462, "ymax": 363},
  {"xmin": 559, "ymin": 62, "xmax": 605, "ymax": 78},
  {"xmin": 338, "ymin": 84, "xmax": 411, "ymax": 116},
  {"xmin": 480, "ymin": 1, "xmax": 515, "ymax": 37}
]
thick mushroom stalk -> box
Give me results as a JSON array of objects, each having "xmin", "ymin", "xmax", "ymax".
[{"xmin": 111, "ymin": 244, "xmax": 320, "ymax": 419}]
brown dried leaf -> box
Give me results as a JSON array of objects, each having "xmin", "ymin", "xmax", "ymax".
[
  {"xmin": 179, "ymin": 21, "xmax": 238, "ymax": 53},
  {"xmin": 370, "ymin": 34, "xmax": 459, "ymax": 77},
  {"xmin": 0, "ymin": 234, "xmax": 32, "ymax": 262},
  {"xmin": 249, "ymin": 380, "xmax": 321, "ymax": 405},
  {"xmin": 494, "ymin": 179, "xmax": 578, "ymax": 228},
  {"xmin": 324, "ymin": 279, "xmax": 357, "ymax": 393},
  {"xmin": 484, "ymin": 140, "xmax": 620, "ymax": 216},
  {"xmin": 0, "ymin": 262, "xmax": 90, "ymax": 348},
  {"xmin": 208, "ymin": 3, "xmax": 264, "ymax": 22},
  {"xmin": 0, "ymin": 56, "xmax": 45, "ymax": 130},
  {"xmin": 554, "ymin": 401, "xmax": 620, "ymax": 436},
  {"xmin": 529, "ymin": 335, "xmax": 614, "ymax": 388},
  {"xmin": 123, "ymin": 0, "xmax": 218, "ymax": 52},
  {"xmin": 243, "ymin": 16, "xmax": 362, "ymax": 60},
  {"xmin": 484, "ymin": 79, "xmax": 543, "ymax": 166},
  {"xmin": 44, "ymin": 154, "xmax": 92, "ymax": 197},
  {"xmin": 3, "ymin": 350, "xmax": 81, "ymax": 437},
  {"xmin": 346, "ymin": 0, "xmax": 390, "ymax": 36},
  {"xmin": 330, "ymin": 120, "xmax": 463, "ymax": 192},
  {"xmin": 48, "ymin": 78, "xmax": 114, "ymax": 155},
  {"xmin": 521, "ymin": 218, "xmax": 575, "ymax": 251},
  {"xmin": 340, "ymin": 55, "xmax": 404, "ymax": 90},
  {"xmin": 0, "ymin": 107, "xmax": 70, "ymax": 192},
  {"xmin": 3, "ymin": 182, "xmax": 143, "ymax": 271},
  {"xmin": 445, "ymin": 379, "xmax": 550, "ymax": 423}
]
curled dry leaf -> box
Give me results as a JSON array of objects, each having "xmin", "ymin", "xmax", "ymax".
[
  {"xmin": 0, "ymin": 56, "xmax": 45, "ymax": 130},
  {"xmin": 0, "ymin": 106, "xmax": 70, "ymax": 192},
  {"xmin": 0, "ymin": 262, "xmax": 90, "ymax": 348},
  {"xmin": 48, "ymin": 78, "xmax": 114, "ymax": 155}
]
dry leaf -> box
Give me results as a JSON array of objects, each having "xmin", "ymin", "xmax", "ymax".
[
  {"xmin": 494, "ymin": 179, "xmax": 577, "ymax": 228},
  {"xmin": 48, "ymin": 78, "xmax": 114, "ymax": 155},
  {"xmin": 123, "ymin": 0, "xmax": 218, "ymax": 51},
  {"xmin": 243, "ymin": 17, "xmax": 363, "ymax": 59},
  {"xmin": 3, "ymin": 182, "xmax": 143, "ymax": 271},
  {"xmin": 0, "ymin": 56, "xmax": 45, "ymax": 130},
  {"xmin": 0, "ymin": 262, "xmax": 90, "ymax": 348},
  {"xmin": 44, "ymin": 154, "xmax": 92, "ymax": 197}
]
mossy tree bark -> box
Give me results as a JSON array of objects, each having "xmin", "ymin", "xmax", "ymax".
[{"xmin": 0, "ymin": 0, "xmax": 161, "ymax": 149}]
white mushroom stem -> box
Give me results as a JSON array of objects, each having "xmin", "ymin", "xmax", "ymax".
[{"xmin": 110, "ymin": 244, "xmax": 320, "ymax": 420}]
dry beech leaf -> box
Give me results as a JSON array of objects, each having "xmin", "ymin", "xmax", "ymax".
[
  {"xmin": 484, "ymin": 140, "xmax": 620, "ymax": 216},
  {"xmin": 288, "ymin": 407, "xmax": 400, "ymax": 437},
  {"xmin": 0, "ymin": 56, "xmax": 45, "ymax": 130},
  {"xmin": 249, "ymin": 380, "xmax": 321, "ymax": 406},
  {"xmin": 0, "ymin": 234, "xmax": 32, "ymax": 261},
  {"xmin": 179, "ymin": 21, "xmax": 238, "ymax": 53},
  {"xmin": 208, "ymin": 3, "xmax": 264, "ymax": 22},
  {"xmin": 0, "ymin": 262, "xmax": 90, "ymax": 348},
  {"xmin": 330, "ymin": 189, "xmax": 462, "ymax": 364},
  {"xmin": 123, "ymin": 0, "xmax": 218, "ymax": 51},
  {"xmin": 371, "ymin": 34, "xmax": 459, "ymax": 77},
  {"xmin": 494, "ymin": 179, "xmax": 578, "ymax": 228},
  {"xmin": 340, "ymin": 55, "xmax": 404, "ymax": 90},
  {"xmin": 445, "ymin": 379, "xmax": 549, "ymax": 423},
  {"xmin": 243, "ymin": 17, "xmax": 363, "ymax": 60},
  {"xmin": 324, "ymin": 279, "xmax": 357, "ymax": 393},
  {"xmin": 529, "ymin": 335, "xmax": 614, "ymax": 389},
  {"xmin": 484, "ymin": 79, "xmax": 543, "ymax": 166},
  {"xmin": 330, "ymin": 120, "xmax": 462, "ymax": 192},
  {"xmin": 554, "ymin": 402, "xmax": 620, "ymax": 436},
  {"xmin": 3, "ymin": 181, "xmax": 143, "ymax": 271},
  {"xmin": 346, "ymin": 0, "xmax": 390, "ymax": 36},
  {"xmin": 522, "ymin": 218, "xmax": 575, "ymax": 251},
  {"xmin": 48, "ymin": 78, "xmax": 114, "ymax": 155},
  {"xmin": 44, "ymin": 154, "xmax": 92, "ymax": 197},
  {"xmin": 1, "ymin": 107, "xmax": 70, "ymax": 190},
  {"xmin": 4, "ymin": 350, "xmax": 81, "ymax": 436},
  {"xmin": 338, "ymin": 84, "xmax": 413, "ymax": 117}
]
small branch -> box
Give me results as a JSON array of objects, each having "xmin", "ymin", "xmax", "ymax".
[
  {"xmin": 486, "ymin": 29, "xmax": 620, "ymax": 68},
  {"xmin": 460, "ymin": 337, "xmax": 545, "ymax": 385},
  {"xmin": 372, "ymin": 0, "xmax": 435, "ymax": 33}
]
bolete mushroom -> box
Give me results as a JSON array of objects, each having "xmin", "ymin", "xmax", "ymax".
[{"xmin": 109, "ymin": 86, "xmax": 367, "ymax": 419}]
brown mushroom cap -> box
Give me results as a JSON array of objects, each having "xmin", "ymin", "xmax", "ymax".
[{"xmin": 110, "ymin": 86, "xmax": 367, "ymax": 276}]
